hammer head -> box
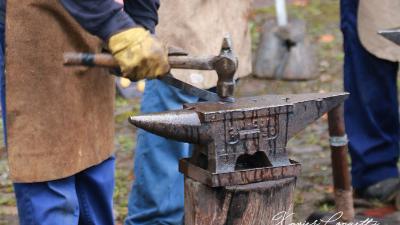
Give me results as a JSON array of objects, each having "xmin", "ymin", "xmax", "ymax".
[{"xmin": 214, "ymin": 35, "xmax": 238, "ymax": 102}]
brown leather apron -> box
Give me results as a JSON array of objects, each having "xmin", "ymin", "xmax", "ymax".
[
  {"xmin": 358, "ymin": 0, "xmax": 400, "ymax": 62},
  {"xmin": 157, "ymin": 0, "xmax": 252, "ymax": 89},
  {"xmin": 6, "ymin": 0, "xmax": 115, "ymax": 182}
]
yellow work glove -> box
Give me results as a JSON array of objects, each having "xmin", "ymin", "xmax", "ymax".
[{"xmin": 108, "ymin": 27, "xmax": 170, "ymax": 80}]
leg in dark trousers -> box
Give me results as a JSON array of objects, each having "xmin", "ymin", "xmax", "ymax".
[{"xmin": 341, "ymin": 0, "xmax": 399, "ymax": 190}]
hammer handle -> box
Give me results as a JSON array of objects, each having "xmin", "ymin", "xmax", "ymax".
[
  {"xmin": 64, "ymin": 53, "xmax": 118, "ymax": 67},
  {"xmin": 64, "ymin": 52, "xmax": 216, "ymax": 71}
]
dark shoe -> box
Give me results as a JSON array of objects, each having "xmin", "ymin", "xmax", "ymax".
[{"xmin": 356, "ymin": 178, "xmax": 400, "ymax": 204}]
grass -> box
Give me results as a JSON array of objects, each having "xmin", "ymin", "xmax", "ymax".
[
  {"xmin": 319, "ymin": 202, "xmax": 335, "ymax": 212},
  {"xmin": 113, "ymin": 168, "xmax": 132, "ymax": 222},
  {"xmin": 115, "ymin": 96, "xmax": 131, "ymax": 108},
  {"xmin": 117, "ymin": 135, "xmax": 135, "ymax": 153}
]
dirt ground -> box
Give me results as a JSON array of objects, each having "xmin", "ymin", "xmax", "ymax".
[{"xmin": 1, "ymin": 0, "xmax": 400, "ymax": 224}]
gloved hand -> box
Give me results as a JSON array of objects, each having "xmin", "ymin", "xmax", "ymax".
[{"xmin": 108, "ymin": 27, "xmax": 170, "ymax": 80}]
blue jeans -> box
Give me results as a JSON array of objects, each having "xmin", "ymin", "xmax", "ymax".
[
  {"xmin": 125, "ymin": 80, "xmax": 199, "ymax": 225},
  {"xmin": 14, "ymin": 156, "xmax": 115, "ymax": 225},
  {"xmin": 341, "ymin": 0, "xmax": 400, "ymax": 189}
]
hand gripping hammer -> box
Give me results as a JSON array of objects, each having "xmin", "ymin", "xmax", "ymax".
[{"xmin": 64, "ymin": 35, "xmax": 238, "ymax": 103}]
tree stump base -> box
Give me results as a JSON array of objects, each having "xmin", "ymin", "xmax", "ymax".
[{"xmin": 184, "ymin": 177, "xmax": 297, "ymax": 225}]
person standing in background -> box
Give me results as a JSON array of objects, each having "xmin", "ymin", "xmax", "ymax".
[
  {"xmin": 341, "ymin": 0, "xmax": 400, "ymax": 203},
  {"xmin": 124, "ymin": 1, "xmax": 252, "ymax": 224},
  {"xmin": 0, "ymin": 0, "xmax": 5, "ymax": 145}
]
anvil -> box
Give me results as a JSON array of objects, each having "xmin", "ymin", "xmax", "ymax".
[{"xmin": 130, "ymin": 92, "xmax": 348, "ymax": 186}]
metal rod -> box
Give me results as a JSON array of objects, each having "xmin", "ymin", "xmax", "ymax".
[
  {"xmin": 275, "ymin": 0, "xmax": 288, "ymax": 26},
  {"xmin": 327, "ymin": 104, "xmax": 355, "ymax": 222}
]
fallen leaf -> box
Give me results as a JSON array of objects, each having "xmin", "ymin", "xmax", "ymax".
[
  {"xmin": 293, "ymin": 0, "xmax": 309, "ymax": 7},
  {"xmin": 325, "ymin": 185, "xmax": 334, "ymax": 194},
  {"xmin": 319, "ymin": 34, "xmax": 335, "ymax": 43},
  {"xmin": 361, "ymin": 206, "xmax": 397, "ymax": 218}
]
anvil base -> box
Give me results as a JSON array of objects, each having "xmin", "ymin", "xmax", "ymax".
[
  {"xmin": 184, "ymin": 176, "xmax": 297, "ymax": 225},
  {"xmin": 179, "ymin": 158, "xmax": 301, "ymax": 187}
]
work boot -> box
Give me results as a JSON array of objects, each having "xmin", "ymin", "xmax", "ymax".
[{"xmin": 356, "ymin": 178, "xmax": 400, "ymax": 204}]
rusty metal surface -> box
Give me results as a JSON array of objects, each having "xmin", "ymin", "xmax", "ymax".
[
  {"xmin": 214, "ymin": 35, "xmax": 237, "ymax": 101},
  {"xmin": 130, "ymin": 92, "xmax": 349, "ymax": 177},
  {"xmin": 180, "ymin": 158, "xmax": 301, "ymax": 187}
]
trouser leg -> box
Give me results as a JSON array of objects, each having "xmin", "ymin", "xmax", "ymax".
[
  {"xmin": 76, "ymin": 156, "xmax": 115, "ymax": 225},
  {"xmin": 14, "ymin": 177, "xmax": 80, "ymax": 225},
  {"xmin": 0, "ymin": 3, "xmax": 6, "ymax": 145},
  {"xmin": 341, "ymin": 0, "xmax": 400, "ymax": 189},
  {"xmin": 14, "ymin": 157, "xmax": 115, "ymax": 225},
  {"xmin": 125, "ymin": 80, "xmax": 198, "ymax": 225}
]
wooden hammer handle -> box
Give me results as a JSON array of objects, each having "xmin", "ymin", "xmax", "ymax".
[
  {"xmin": 63, "ymin": 52, "xmax": 217, "ymax": 71},
  {"xmin": 64, "ymin": 53, "xmax": 118, "ymax": 68}
]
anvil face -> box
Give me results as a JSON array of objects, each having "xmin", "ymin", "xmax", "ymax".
[{"xmin": 130, "ymin": 92, "xmax": 348, "ymax": 174}]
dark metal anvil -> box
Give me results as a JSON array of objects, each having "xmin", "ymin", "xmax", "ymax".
[{"xmin": 130, "ymin": 92, "xmax": 348, "ymax": 186}]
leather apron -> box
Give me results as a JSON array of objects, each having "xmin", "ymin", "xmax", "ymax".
[
  {"xmin": 358, "ymin": 0, "xmax": 400, "ymax": 62},
  {"xmin": 157, "ymin": 0, "xmax": 252, "ymax": 89},
  {"xmin": 6, "ymin": 0, "xmax": 115, "ymax": 182}
]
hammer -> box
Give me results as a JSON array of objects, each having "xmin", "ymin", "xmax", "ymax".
[{"xmin": 64, "ymin": 36, "xmax": 238, "ymax": 102}]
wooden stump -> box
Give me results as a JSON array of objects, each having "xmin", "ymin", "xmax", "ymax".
[{"xmin": 184, "ymin": 177, "xmax": 297, "ymax": 225}]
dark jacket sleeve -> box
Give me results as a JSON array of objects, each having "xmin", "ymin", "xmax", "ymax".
[
  {"xmin": 60, "ymin": 0, "xmax": 136, "ymax": 41},
  {"xmin": 124, "ymin": 0, "xmax": 160, "ymax": 33},
  {"xmin": 0, "ymin": 0, "xmax": 5, "ymax": 25}
]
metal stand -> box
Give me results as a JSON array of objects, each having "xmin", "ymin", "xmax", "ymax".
[{"xmin": 328, "ymin": 104, "xmax": 355, "ymax": 222}]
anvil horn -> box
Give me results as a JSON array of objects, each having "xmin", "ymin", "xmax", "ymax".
[{"xmin": 129, "ymin": 110, "xmax": 203, "ymax": 143}]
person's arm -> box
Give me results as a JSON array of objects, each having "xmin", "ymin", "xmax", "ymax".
[
  {"xmin": 60, "ymin": 0, "xmax": 169, "ymax": 80},
  {"xmin": 123, "ymin": 0, "xmax": 160, "ymax": 33},
  {"xmin": 60, "ymin": 0, "xmax": 136, "ymax": 41}
]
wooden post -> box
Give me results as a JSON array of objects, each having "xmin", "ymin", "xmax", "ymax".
[
  {"xmin": 184, "ymin": 177, "xmax": 297, "ymax": 225},
  {"xmin": 327, "ymin": 104, "xmax": 355, "ymax": 222}
]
